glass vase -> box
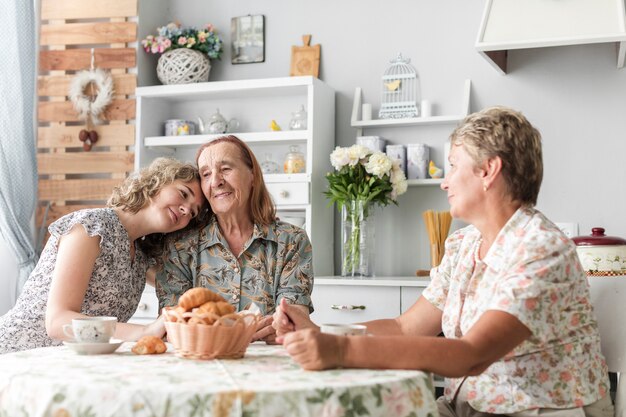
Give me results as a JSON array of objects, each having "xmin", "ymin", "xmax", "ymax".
[{"xmin": 341, "ymin": 199, "xmax": 375, "ymax": 277}]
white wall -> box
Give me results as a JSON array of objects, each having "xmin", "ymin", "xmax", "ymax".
[{"xmin": 142, "ymin": 0, "xmax": 626, "ymax": 276}]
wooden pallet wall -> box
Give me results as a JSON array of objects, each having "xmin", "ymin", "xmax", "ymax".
[{"xmin": 37, "ymin": 0, "xmax": 138, "ymax": 234}]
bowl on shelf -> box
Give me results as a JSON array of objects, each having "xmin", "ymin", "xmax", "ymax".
[{"xmin": 164, "ymin": 119, "xmax": 195, "ymax": 136}]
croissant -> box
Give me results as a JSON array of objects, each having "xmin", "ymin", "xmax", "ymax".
[
  {"xmin": 197, "ymin": 301, "xmax": 235, "ymax": 316},
  {"xmin": 131, "ymin": 335, "xmax": 167, "ymax": 355},
  {"xmin": 178, "ymin": 288, "xmax": 226, "ymax": 311}
]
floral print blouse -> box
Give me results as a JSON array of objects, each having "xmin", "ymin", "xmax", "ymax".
[
  {"xmin": 156, "ymin": 217, "xmax": 313, "ymax": 315},
  {"xmin": 422, "ymin": 207, "xmax": 609, "ymax": 413}
]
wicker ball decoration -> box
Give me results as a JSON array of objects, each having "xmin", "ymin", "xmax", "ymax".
[{"xmin": 157, "ymin": 48, "xmax": 211, "ymax": 85}]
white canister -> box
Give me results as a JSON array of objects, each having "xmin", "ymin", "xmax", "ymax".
[
  {"xmin": 356, "ymin": 136, "xmax": 386, "ymax": 153},
  {"xmin": 573, "ymin": 228, "xmax": 626, "ymax": 275},
  {"xmin": 385, "ymin": 144, "xmax": 407, "ymax": 176},
  {"xmin": 407, "ymin": 144, "xmax": 429, "ymax": 179}
]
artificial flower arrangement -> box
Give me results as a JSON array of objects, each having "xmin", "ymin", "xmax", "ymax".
[
  {"xmin": 141, "ymin": 22, "xmax": 223, "ymax": 60},
  {"xmin": 324, "ymin": 145, "xmax": 408, "ymax": 276}
]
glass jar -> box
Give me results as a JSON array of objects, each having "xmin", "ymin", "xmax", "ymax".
[
  {"xmin": 260, "ymin": 153, "xmax": 280, "ymax": 174},
  {"xmin": 289, "ymin": 105, "xmax": 307, "ymax": 130},
  {"xmin": 283, "ymin": 145, "xmax": 306, "ymax": 173}
]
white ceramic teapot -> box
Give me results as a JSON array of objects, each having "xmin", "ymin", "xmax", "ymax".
[{"xmin": 197, "ymin": 108, "xmax": 239, "ymax": 134}]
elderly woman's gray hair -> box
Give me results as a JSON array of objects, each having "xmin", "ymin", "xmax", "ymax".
[{"xmin": 449, "ymin": 106, "xmax": 543, "ymax": 206}]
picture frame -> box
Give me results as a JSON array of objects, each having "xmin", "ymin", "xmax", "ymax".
[{"xmin": 231, "ymin": 15, "xmax": 265, "ymax": 64}]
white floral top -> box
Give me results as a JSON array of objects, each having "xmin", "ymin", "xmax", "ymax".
[{"xmin": 423, "ymin": 207, "xmax": 609, "ymax": 413}]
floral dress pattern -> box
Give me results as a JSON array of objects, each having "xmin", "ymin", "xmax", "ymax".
[
  {"xmin": 156, "ymin": 217, "xmax": 313, "ymax": 315},
  {"xmin": 423, "ymin": 207, "xmax": 610, "ymax": 414},
  {"xmin": 0, "ymin": 208, "xmax": 148, "ymax": 354}
]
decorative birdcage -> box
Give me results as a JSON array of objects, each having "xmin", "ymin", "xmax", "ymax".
[{"xmin": 379, "ymin": 53, "xmax": 420, "ymax": 119}]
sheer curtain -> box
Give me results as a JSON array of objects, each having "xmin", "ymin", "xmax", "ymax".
[{"xmin": 0, "ymin": 0, "xmax": 39, "ymax": 305}]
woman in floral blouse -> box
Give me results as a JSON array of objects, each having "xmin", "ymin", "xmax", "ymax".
[
  {"xmin": 156, "ymin": 135, "xmax": 313, "ymax": 344},
  {"xmin": 274, "ymin": 107, "xmax": 613, "ymax": 417}
]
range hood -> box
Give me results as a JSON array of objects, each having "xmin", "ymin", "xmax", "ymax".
[{"xmin": 476, "ymin": 0, "xmax": 626, "ymax": 74}]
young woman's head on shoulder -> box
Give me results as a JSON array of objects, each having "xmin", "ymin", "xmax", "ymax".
[
  {"xmin": 108, "ymin": 157, "xmax": 210, "ymax": 228},
  {"xmin": 450, "ymin": 106, "xmax": 543, "ymax": 207}
]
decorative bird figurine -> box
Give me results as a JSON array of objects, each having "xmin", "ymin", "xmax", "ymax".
[
  {"xmin": 428, "ymin": 160, "xmax": 443, "ymax": 179},
  {"xmin": 384, "ymin": 79, "xmax": 401, "ymax": 91},
  {"xmin": 270, "ymin": 120, "xmax": 282, "ymax": 131}
]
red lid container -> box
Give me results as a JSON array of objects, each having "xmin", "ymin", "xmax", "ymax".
[{"xmin": 572, "ymin": 227, "xmax": 626, "ymax": 247}]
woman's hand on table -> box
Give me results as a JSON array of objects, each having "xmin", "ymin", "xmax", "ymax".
[
  {"xmin": 273, "ymin": 298, "xmax": 317, "ymax": 339},
  {"xmin": 282, "ymin": 328, "xmax": 345, "ymax": 370},
  {"xmin": 252, "ymin": 315, "xmax": 279, "ymax": 345}
]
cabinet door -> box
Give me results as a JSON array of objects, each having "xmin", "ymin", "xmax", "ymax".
[
  {"xmin": 129, "ymin": 288, "xmax": 159, "ymax": 324},
  {"xmin": 400, "ymin": 286, "xmax": 425, "ymax": 314},
  {"xmin": 311, "ymin": 285, "xmax": 400, "ymax": 325}
]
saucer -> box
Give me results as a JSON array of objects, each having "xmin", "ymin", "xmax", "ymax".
[{"xmin": 63, "ymin": 338, "xmax": 123, "ymax": 355}]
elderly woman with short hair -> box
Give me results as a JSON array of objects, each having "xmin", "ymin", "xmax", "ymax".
[
  {"xmin": 275, "ymin": 107, "xmax": 613, "ymax": 417},
  {"xmin": 156, "ymin": 135, "xmax": 313, "ymax": 343}
]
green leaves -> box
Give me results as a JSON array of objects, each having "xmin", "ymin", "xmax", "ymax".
[{"xmin": 324, "ymin": 162, "xmax": 396, "ymax": 212}]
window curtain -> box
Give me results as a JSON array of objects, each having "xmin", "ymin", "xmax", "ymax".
[{"xmin": 0, "ymin": 0, "xmax": 39, "ymax": 303}]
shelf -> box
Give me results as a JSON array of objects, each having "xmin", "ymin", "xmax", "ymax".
[
  {"xmin": 144, "ymin": 131, "xmax": 309, "ymax": 148},
  {"xmin": 476, "ymin": 0, "xmax": 626, "ymax": 74},
  {"xmin": 407, "ymin": 179, "xmax": 443, "ymax": 187},
  {"xmin": 136, "ymin": 76, "xmax": 321, "ymax": 101},
  {"xmin": 351, "ymin": 79, "xmax": 471, "ymax": 133},
  {"xmin": 316, "ymin": 277, "xmax": 431, "ymax": 287}
]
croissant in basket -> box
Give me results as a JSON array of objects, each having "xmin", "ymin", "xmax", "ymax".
[{"xmin": 162, "ymin": 287, "xmax": 259, "ymax": 360}]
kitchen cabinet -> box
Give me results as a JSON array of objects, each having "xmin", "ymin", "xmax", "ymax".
[
  {"xmin": 128, "ymin": 286, "xmax": 159, "ymax": 325},
  {"xmin": 310, "ymin": 277, "xmax": 429, "ymax": 324},
  {"xmin": 134, "ymin": 76, "xmax": 335, "ymax": 276},
  {"xmin": 476, "ymin": 0, "xmax": 626, "ymax": 74}
]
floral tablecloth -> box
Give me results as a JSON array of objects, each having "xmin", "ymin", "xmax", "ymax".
[{"xmin": 0, "ymin": 342, "xmax": 438, "ymax": 417}]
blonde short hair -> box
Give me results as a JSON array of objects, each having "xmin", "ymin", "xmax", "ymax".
[{"xmin": 450, "ymin": 106, "xmax": 543, "ymax": 206}]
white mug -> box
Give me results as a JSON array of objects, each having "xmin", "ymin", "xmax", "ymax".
[
  {"xmin": 320, "ymin": 323, "xmax": 367, "ymax": 336},
  {"xmin": 63, "ymin": 316, "xmax": 117, "ymax": 343}
]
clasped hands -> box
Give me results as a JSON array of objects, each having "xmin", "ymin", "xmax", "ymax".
[{"xmin": 272, "ymin": 298, "xmax": 345, "ymax": 370}]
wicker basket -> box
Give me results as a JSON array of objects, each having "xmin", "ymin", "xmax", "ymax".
[
  {"xmin": 157, "ymin": 48, "xmax": 211, "ymax": 85},
  {"xmin": 164, "ymin": 311, "xmax": 258, "ymax": 360}
]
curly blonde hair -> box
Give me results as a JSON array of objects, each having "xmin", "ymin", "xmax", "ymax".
[
  {"xmin": 450, "ymin": 106, "xmax": 543, "ymax": 206},
  {"xmin": 107, "ymin": 157, "xmax": 207, "ymax": 257}
]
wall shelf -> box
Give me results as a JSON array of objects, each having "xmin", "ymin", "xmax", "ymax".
[{"xmin": 144, "ymin": 131, "xmax": 308, "ymax": 148}]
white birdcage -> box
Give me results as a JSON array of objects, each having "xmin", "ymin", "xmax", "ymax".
[{"xmin": 379, "ymin": 53, "xmax": 420, "ymax": 119}]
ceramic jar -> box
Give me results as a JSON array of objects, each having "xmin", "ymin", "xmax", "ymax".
[
  {"xmin": 572, "ymin": 227, "xmax": 626, "ymax": 276},
  {"xmin": 164, "ymin": 120, "xmax": 195, "ymax": 136}
]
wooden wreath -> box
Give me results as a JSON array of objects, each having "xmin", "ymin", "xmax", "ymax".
[{"xmin": 69, "ymin": 68, "xmax": 113, "ymax": 151}]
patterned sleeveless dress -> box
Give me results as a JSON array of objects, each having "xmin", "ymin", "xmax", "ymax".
[{"xmin": 0, "ymin": 208, "xmax": 148, "ymax": 354}]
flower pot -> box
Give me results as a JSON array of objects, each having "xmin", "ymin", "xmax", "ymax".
[
  {"xmin": 157, "ymin": 49, "xmax": 211, "ymax": 85},
  {"xmin": 341, "ymin": 199, "xmax": 375, "ymax": 277}
]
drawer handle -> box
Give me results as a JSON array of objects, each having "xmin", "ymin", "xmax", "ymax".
[
  {"xmin": 331, "ymin": 304, "xmax": 366, "ymax": 311},
  {"xmin": 137, "ymin": 302, "xmax": 148, "ymax": 311},
  {"xmin": 279, "ymin": 190, "xmax": 289, "ymax": 198}
]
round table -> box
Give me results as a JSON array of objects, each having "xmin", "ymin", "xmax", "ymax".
[{"xmin": 0, "ymin": 342, "xmax": 438, "ymax": 417}]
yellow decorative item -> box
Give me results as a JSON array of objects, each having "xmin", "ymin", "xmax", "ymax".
[
  {"xmin": 270, "ymin": 120, "xmax": 282, "ymax": 131},
  {"xmin": 428, "ymin": 160, "xmax": 443, "ymax": 179},
  {"xmin": 384, "ymin": 79, "xmax": 401, "ymax": 91}
]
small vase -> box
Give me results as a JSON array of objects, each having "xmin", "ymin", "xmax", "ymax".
[
  {"xmin": 341, "ymin": 199, "xmax": 375, "ymax": 277},
  {"xmin": 157, "ymin": 49, "xmax": 211, "ymax": 85}
]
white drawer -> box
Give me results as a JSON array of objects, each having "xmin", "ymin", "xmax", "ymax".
[
  {"xmin": 266, "ymin": 182, "xmax": 309, "ymax": 206},
  {"xmin": 311, "ymin": 285, "xmax": 400, "ymax": 325},
  {"xmin": 400, "ymin": 286, "xmax": 424, "ymax": 313},
  {"xmin": 131, "ymin": 288, "xmax": 159, "ymax": 320}
]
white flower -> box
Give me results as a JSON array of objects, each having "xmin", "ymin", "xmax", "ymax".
[
  {"xmin": 364, "ymin": 152, "xmax": 393, "ymax": 178},
  {"xmin": 330, "ymin": 146, "xmax": 350, "ymax": 170},
  {"xmin": 391, "ymin": 179, "xmax": 408, "ymax": 199},
  {"xmin": 347, "ymin": 144, "xmax": 370, "ymax": 166}
]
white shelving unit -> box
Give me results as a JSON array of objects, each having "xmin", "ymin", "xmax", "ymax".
[
  {"xmin": 350, "ymin": 79, "xmax": 471, "ymax": 188},
  {"xmin": 134, "ymin": 76, "xmax": 335, "ymax": 275}
]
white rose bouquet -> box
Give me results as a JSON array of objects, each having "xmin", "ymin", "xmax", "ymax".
[{"xmin": 324, "ymin": 145, "xmax": 408, "ymax": 276}]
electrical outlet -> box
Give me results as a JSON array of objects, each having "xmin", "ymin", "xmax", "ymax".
[{"xmin": 555, "ymin": 222, "xmax": 578, "ymax": 238}]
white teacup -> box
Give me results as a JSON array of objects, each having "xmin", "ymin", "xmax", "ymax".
[
  {"xmin": 320, "ymin": 323, "xmax": 367, "ymax": 336},
  {"xmin": 62, "ymin": 316, "xmax": 117, "ymax": 343}
]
